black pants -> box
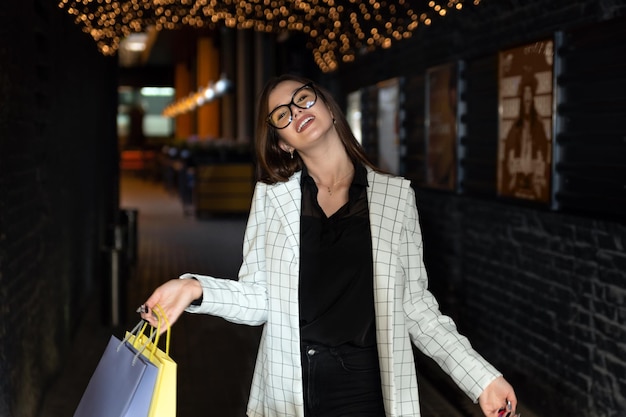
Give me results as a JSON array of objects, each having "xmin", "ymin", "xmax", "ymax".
[{"xmin": 301, "ymin": 343, "xmax": 386, "ymax": 417}]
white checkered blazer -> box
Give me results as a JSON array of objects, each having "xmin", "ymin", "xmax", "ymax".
[{"xmin": 184, "ymin": 168, "xmax": 501, "ymax": 417}]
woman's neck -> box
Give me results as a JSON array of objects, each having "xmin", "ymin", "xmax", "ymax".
[
  {"xmin": 299, "ymin": 129, "xmax": 347, "ymax": 173},
  {"xmin": 301, "ymin": 150, "xmax": 353, "ymax": 186}
]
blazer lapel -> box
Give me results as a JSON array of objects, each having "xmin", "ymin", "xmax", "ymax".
[{"xmin": 267, "ymin": 172, "xmax": 302, "ymax": 260}]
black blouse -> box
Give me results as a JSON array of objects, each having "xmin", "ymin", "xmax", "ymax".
[{"xmin": 298, "ymin": 163, "xmax": 376, "ymax": 347}]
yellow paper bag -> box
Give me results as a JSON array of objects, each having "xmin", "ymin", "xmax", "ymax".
[{"xmin": 127, "ymin": 305, "xmax": 177, "ymax": 417}]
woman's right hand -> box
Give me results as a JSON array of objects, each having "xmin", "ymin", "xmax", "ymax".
[{"xmin": 139, "ymin": 278, "xmax": 203, "ymax": 331}]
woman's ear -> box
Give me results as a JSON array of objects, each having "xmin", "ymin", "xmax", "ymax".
[
  {"xmin": 278, "ymin": 141, "xmax": 293, "ymax": 154},
  {"xmin": 278, "ymin": 141, "xmax": 295, "ymax": 159}
]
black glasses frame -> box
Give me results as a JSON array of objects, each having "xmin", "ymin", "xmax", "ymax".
[{"xmin": 266, "ymin": 83, "xmax": 317, "ymax": 129}]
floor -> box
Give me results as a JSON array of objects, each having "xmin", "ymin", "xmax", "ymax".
[{"xmin": 37, "ymin": 173, "xmax": 500, "ymax": 417}]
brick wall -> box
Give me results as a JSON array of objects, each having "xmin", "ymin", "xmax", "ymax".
[
  {"xmin": 0, "ymin": 1, "xmax": 118, "ymax": 416},
  {"xmin": 336, "ymin": 0, "xmax": 626, "ymax": 416},
  {"xmin": 459, "ymin": 198, "xmax": 626, "ymax": 416},
  {"xmin": 416, "ymin": 190, "xmax": 626, "ymax": 417}
]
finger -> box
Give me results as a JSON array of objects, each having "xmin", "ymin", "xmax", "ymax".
[
  {"xmin": 160, "ymin": 306, "xmax": 183, "ymax": 331},
  {"xmin": 135, "ymin": 305, "xmax": 150, "ymax": 323},
  {"xmin": 149, "ymin": 304, "xmax": 178, "ymax": 334},
  {"xmin": 497, "ymin": 401, "xmax": 511, "ymax": 417},
  {"xmin": 136, "ymin": 303, "xmax": 160, "ymax": 327},
  {"xmin": 144, "ymin": 291, "xmax": 162, "ymax": 310},
  {"xmin": 140, "ymin": 311, "xmax": 158, "ymax": 328},
  {"xmin": 507, "ymin": 389, "xmax": 518, "ymax": 413}
]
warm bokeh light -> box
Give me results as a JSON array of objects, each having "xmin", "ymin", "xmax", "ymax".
[
  {"xmin": 58, "ymin": 0, "xmax": 479, "ymax": 73},
  {"xmin": 162, "ymin": 74, "xmax": 233, "ymax": 117}
]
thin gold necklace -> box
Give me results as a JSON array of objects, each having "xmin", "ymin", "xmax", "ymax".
[{"xmin": 313, "ymin": 168, "xmax": 354, "ymax": 196}]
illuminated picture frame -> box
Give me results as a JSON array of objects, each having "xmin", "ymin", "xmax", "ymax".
[
  {"xmin": 425, "ymin": 62, "xmax": 459, "ymax": 190},
  {"xmin": 497, "ymin": 39, "xmax": 555, "ymax": 203}
]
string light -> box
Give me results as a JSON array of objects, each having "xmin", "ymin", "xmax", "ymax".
[{"xmin": 58, "ymin": 0, "xmax": 480, "ymax": 73}]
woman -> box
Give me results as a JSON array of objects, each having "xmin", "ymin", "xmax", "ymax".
[{"xmin": 140, "ymin": 74, "xmax": 519, "ymax": 417}]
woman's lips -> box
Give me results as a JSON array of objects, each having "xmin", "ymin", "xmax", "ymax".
[{"xmin": 297, "ymin": 116, "xmax": 315, "ymax": 133}]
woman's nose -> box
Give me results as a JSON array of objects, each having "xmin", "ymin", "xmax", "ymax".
[{"xmin": 290, "ymin": 105, "xmax": 302, "ymax": 117}]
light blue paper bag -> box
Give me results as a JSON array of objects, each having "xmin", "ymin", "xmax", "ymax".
[{"xmin": 74, "ymin": 322, "xmax": 158, "ymax": 417}]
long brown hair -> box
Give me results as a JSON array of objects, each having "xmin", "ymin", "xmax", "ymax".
[{"xmin": 255, "ymin": 74, "xmax": 377, "ymax": 184}]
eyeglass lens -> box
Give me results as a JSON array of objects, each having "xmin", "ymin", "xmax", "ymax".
[{"xmin": 268, "ymin": 84, "xmax": 317, "ymax": 129}]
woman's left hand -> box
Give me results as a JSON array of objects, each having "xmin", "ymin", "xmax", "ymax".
[{"xmin": 478, "ymin": 376, "xmax": 518, "ymax": 417}]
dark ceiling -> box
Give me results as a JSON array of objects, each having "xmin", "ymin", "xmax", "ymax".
[{"xmin": 118, "ymin": 28, "xmax": 211, "ymax": 87}]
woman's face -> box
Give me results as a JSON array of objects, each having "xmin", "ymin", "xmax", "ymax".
[{"xmin": 267, "ymin": 80, "xmax": 334, "ymax": 154}]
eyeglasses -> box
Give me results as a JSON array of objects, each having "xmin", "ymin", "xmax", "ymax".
[{"xmin": 267, "ymin": 83, "xmax": 317, "ymax": 129}]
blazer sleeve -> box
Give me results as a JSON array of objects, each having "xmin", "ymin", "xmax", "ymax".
[
  {"xmin": 182, "ymin": 182, "xmax": 269, "ymax": 326},
  {"xmin": 399, "ymin": 186, "xmax": 501, "ymax": 402}
]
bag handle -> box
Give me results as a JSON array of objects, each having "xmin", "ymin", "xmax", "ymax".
[
  {"xmin": 119, "ymin": 320, "xmax": 153, "ymax": 350},
  {"xmin": 151, "ymin": 304, "xmax": 171, "ymax": 356},
  {"xmin": 121, "ymin": 304, "xmax": 171, "ymax": 361},
  {"xmin": 117, "ymin": 320, "xmax": 155, "ymax": 365},
  {"xmin": 139, "ymin": 304, "xmax": 171, "ymax": 361}
]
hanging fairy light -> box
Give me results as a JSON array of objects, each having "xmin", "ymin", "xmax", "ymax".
[{"xmin": 57, "ymin": 0, "xmax": 481, "ymax": 73}]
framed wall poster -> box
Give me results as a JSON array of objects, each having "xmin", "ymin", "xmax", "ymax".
[
  {"xmin": 425, "ymin": 62, "xmax": 458, "ymax": 190},
  {"xmin": 497, "ymin": 39, "xmax": 554, "ymax": 203}
]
